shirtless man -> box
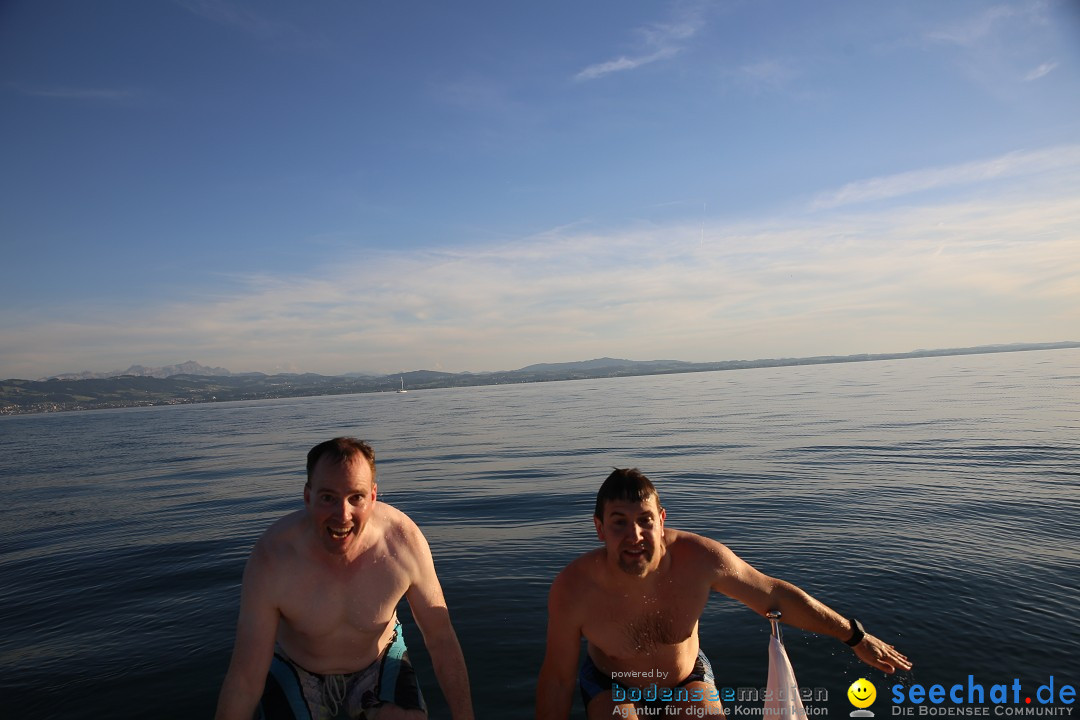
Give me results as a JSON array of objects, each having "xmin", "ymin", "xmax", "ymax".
[
  {"xmin": 536, "ymin": 468, "xmax": 912, "ymax": 719},
  {"xmin": 216, "ymin": 437, "xmax": 473, "ymax": 720}
]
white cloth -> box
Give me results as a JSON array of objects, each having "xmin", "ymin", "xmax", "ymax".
[{"xmin": 765, "ymin": 633, "xmax": 808, "ymax": 719}]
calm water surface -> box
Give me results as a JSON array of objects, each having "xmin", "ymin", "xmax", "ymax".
[{"xmin": 2, "ymin": 350, "xmax": 1079, "ymax": 718}]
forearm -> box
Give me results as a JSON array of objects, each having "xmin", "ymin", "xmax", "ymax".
[
  {"xmin": 214, "ymin": 670, "xmax": 263, "ymax": 720},
  {"xmin": 764, "ymin": 579, "xmax": 854, "ymax": 641},
  {"xmin": 762, "ymin": 579, "xmax": 912, "ymax": 673},
  {"xmin": 427, "ymin": 633, "xmax": 475, "ymax": 720},
  {"xmin": 535, "ymin": 669, "xmax": 574, "ymax": 720}
]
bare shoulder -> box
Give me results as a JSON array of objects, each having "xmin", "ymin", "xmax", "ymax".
[
  {"xmin": 667, "ymin": 529, "xmax": 739, "ymax": 571},
  {"xmin": 374, "ymin": 503, "xmax": 445, "ymax": 601},
  {"xmin": 550, "ymin": 550, "xmax": 604, "ymax": 603},
  {"xmin": 239, "ymin": 511, "xmax": 307, "ymax": 601},
  {"xmin": 373, "ymin": 501, "xmax": 428, "ymax": 549},
  {"xmin": 250, "ymin": 510, "xmax": 306, "ymax": 563},
  {"xmin": 371, "ymin": 502, "xmax": 436, "ymax": 583}
]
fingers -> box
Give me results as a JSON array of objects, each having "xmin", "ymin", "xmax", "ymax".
[
  {"xmin": 871, "ymin": 650, "xmax": 897, "ymax": 674},
  {"xmin": 890, "ymin": 650, "xmax": 913, "ymax": 672},
  {"xmin": 878, "ymin": 641, "xmax": 912, "ymax": 672},
  {"xmin": 857, "ymin": 636, "xmax": 913, "ymax": 674}
]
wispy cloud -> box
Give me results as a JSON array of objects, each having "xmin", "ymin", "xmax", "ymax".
[
  {"xmin": 733, "ymin": 59, "xmax": 800, "ymax": 91},
  {"xmin": 575, "ymin": 50, "xmax": 676, "ymax": 82},
  {"xmin": 923, "ymin": 2, "xmax": 1059, "ymax": 91},
  {"xmin": 4, "ymin": 164, "xmax": 1078, "ymax": 379},
  {"xmin": 925, "ymin": 4, "xmax": 1017, "ymax": 46},
  {"xmin": 811, "ymin": 145, "xmax": 1080, "ymax": 209},
  {"xmin": 574, "ymin": 12, "xmax": 704, "ymax": 82},
  {"xmin": 1024, "ymin": 61, "xmax": 1058, "ymax": 81},
  {"xmin": 176, "ymin": 0, "xmax": 320, "ymax": 48}
]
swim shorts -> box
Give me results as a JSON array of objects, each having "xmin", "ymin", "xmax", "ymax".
[
  {"xmin": 578, "ymin": 648, "xmax": 716, "ymax": 708},
  {"xmin": 257, "ymin": 621, "xmax": 427, "ymax": 720}
]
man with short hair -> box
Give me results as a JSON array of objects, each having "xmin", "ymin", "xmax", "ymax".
[
  {"xmin": 216, "ymin": 437, "xmax": 474, "ymax": 720},
  {"xmin": 536, "ymin": 468, "xmax": 911, "ymax": 719}
]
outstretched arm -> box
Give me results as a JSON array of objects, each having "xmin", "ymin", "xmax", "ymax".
[
  {"xmin": 536, "ymin": 570, "xmax": 583, "ymax": 720},
  {"xmin": 215, "ymin": 544, "xmax": 280, "ymax": 720},
  {"xmin": 404, "ymin": 524, "xmax": 475, "ymax": 720},
  {"xmin": 709, "ymin": 542, "xmax": 912, "ymax": 673}
]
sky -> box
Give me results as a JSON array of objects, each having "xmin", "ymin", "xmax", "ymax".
[{"xmin": 2, "ymin": 0, "xmax": 1079, "ymax": 379}]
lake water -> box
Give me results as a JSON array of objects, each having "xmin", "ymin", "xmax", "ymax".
[{"xmin": 2, "ymin": 349, "xmax": 1078, "ymax": 719}]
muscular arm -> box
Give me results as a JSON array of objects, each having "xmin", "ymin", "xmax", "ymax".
[
  {"xmin": 707, "ymin": 540, "xmax": 912, "ymax": 674},
  {"xmin": 536, "ymin": 569, "xmax": 583, "ymax": 720},
  {"xmin": 215, "ymin": 543, "xmax": 280, "ymax": 720},
  {"xmin": 402, "ymin": 523, "xmax": 475, "ymax": 720}
]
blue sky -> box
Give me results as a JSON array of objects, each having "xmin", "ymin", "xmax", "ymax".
[{"xmin": 2, "ymin": 0, "xmax": 1079, "ymax": 378}]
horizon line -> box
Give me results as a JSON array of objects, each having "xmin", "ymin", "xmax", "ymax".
[{"xmin": 20, "ymin": 340, "xmax": 1080, "ymax": 383}]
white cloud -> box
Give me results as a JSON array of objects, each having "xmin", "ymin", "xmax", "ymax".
[
  {"xmin": 4, "ymin": 161, "xmax": 1079, "ymax": 379},
  {"xmin": 811, "ymin": 146, "xmax": 1080, "ymax": 209},
  {"xmin": 925, "ymin": 5, "xmax": 1017, "ymax": 46},
  {"xmin": 575, "ymin": 50, "xmax": 677, "ymax": 82},
  {"xmin": 1024, "ymin": 61, "xmax": 1058, "ymax": 81},
  {"xmin": 574, "ymin": 12, "xmax": 704, "ymax": 82},
  {"xmin": 923, "ymin": 2, "xmax": 1059, "ymax": 94}
]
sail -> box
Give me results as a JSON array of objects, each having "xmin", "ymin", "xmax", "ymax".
[{"xmin": 765, "ymin": 615, "xmax": 808, "ymax": 720}]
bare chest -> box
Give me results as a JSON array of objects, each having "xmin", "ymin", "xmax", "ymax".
[
  {"xmin": 583, "ymin": 584, "xmax": 708, "ymax": 658},
  {"xmin": 276, "ymin": 551, "xmax": 411, "ymax": 639}
]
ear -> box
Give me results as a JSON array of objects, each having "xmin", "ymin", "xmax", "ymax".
[
  {"xmin": 371, "ymin": 483, "xmax": 378, "ymax": 504},
  {"xmin": 303, "ymin": 483, "xmax": 311, "ymax": 506},
  {"xmin": 593, "ymin": 515, "xmax": 604, "ymax": 541},
  {"xmin": 660, "ymin": 507, "xmax": 666, "ymax": 524}
]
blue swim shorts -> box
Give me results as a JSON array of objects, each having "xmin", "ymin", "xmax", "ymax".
[
  {"xmin": 578, "ymin": 648, "xmax": 716, "ymax": 708},
  {"xmin": 257, "ymin": 621, "xmax": 426, "ymax": 720}
]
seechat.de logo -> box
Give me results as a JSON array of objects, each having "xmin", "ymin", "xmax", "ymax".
[{"xmin": 891, "ymin": 676, "xmax": 1076, "ymax": 716}]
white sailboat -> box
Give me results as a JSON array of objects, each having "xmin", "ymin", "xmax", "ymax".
[{"xmin": 397, "ymin": 377, "xmax": 407, "ymax": 393}]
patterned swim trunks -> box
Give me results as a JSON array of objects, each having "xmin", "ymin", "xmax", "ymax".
[{"xmin": 258, "ymin": 621, "xmax": 426, "ymax": 720}]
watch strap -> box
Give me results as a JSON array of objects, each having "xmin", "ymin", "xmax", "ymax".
[{"xmin": 844, "ymin": 617, "xmax": 866, "ymax": 647}]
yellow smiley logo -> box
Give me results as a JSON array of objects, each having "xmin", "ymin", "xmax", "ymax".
[{"xmin": 848, "ymin": 678, "xmax": 877, "ymax": 708}]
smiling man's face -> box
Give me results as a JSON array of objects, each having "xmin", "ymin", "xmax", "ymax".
[
  {"xmin": 304, "ymin": 455, "xmax": 377, "ymax": 557},
  {"xmin": 594, "ymin": 495, "xmax": 666, "ymax": 577}
]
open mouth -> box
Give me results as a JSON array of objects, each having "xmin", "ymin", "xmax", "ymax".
[
  {"xmin": 617, "ymin": 544, "xmax": 652, "ymax": 575},
  {"xmin": 328, "ymin": 526, "xmax": 354, "ymax": 540}
]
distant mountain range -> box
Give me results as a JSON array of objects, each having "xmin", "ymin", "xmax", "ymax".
[
  {"xmin": 44, "ymin": 360, "xmax": 232, "ymax": 381},
  {"xmin": 517, "ymin": 357, "xmax": 694, "ymax": 373},
  {"xmin": 4, "ymin": 341, "xmax": 1078, "ymax": 415}
]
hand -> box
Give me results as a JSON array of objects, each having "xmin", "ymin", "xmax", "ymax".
[{"xmin": 853, "ymin": 633, "xmax": 912, "ymax": 674}]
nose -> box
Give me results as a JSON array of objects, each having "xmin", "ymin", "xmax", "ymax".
[{"xmin": 332, "ymin": 501, "xmax": 349, "ymax": 520}]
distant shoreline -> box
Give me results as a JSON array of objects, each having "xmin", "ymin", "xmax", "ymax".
[{"xmin": 2, "ymin": 341, "xmax": 1077, "ymax": 416}]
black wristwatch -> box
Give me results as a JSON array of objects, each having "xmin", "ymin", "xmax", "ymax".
[{"xmin": 844, "ymin": 617, "xmax": 866, "ymax": 647}]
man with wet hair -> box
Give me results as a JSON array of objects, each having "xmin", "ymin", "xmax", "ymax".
[
  {"xmin": 593, "ymin": 467, "xmax": 656, "ymax": 521},
  {"xmin": 537, "ymin": 468, "xmax": 911, "ymax": 719},
  {"xmin": 217, "ymin": 437, "xmax": 474, "ymax": 720}
]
